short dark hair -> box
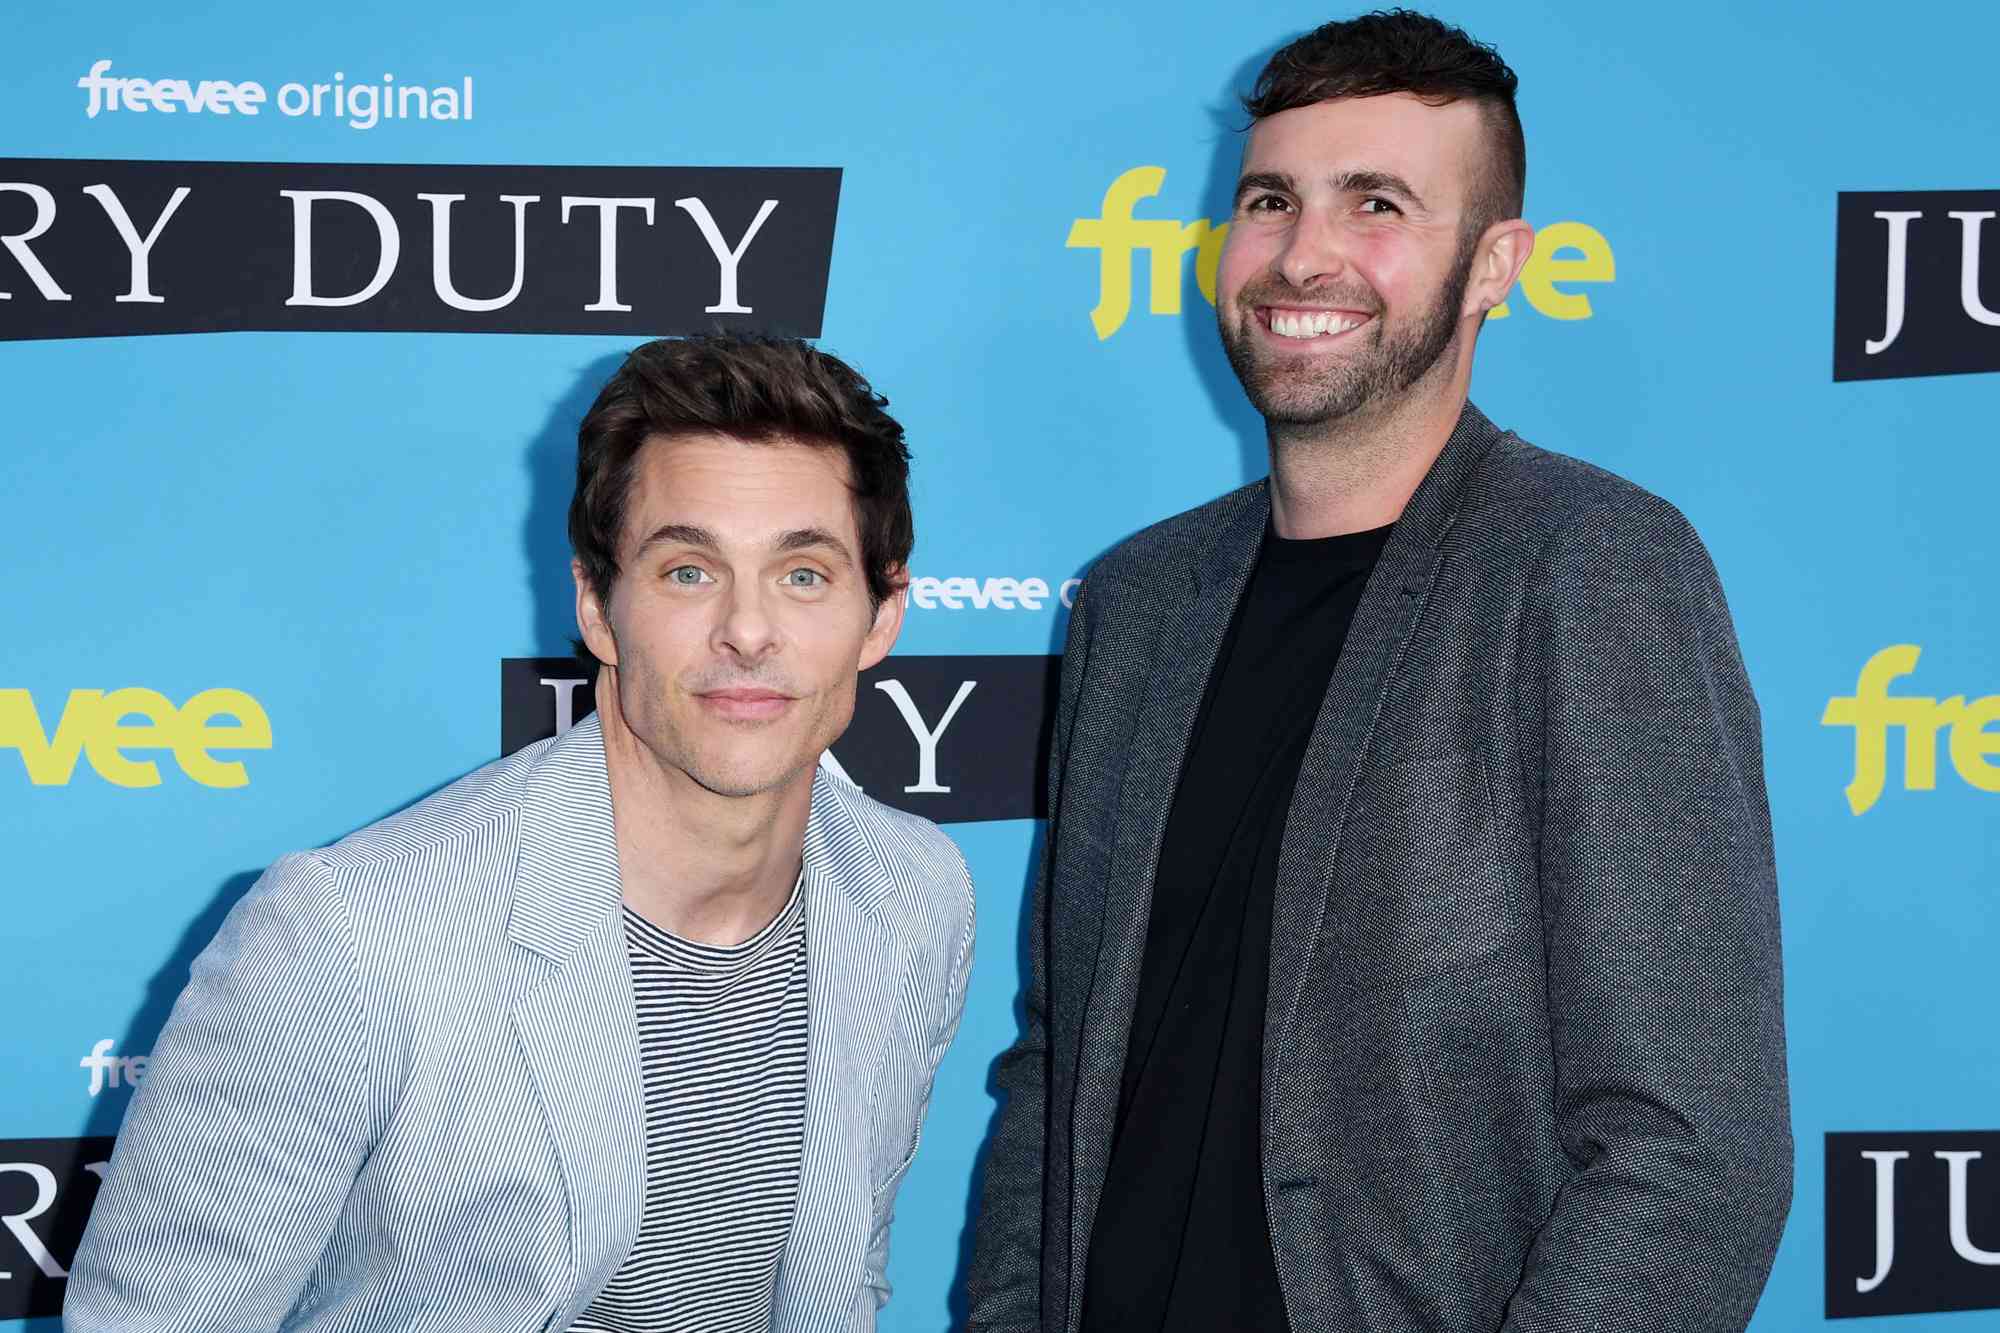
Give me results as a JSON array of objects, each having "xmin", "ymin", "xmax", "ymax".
[
  {"xmin": 569, "ymin": 333, "xmax": 913, "ymax": 645},
  {"xmin": 1244, "ymin": 9, "xmax": 1525, "ymax": 237}
]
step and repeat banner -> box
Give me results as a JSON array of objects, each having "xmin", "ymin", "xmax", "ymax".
[{"xmin": 3, "ymin": 2, "xmax": 1996, "ymax": 1328}]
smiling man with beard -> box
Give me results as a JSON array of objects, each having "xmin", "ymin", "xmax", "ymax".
[
  {"xmin": 967, "ymin": 11, "xmax": 1791, "ymax": 1333},
  {"xmin": 68, "ymin": 335, "xmax": 974, "ymax": 1333}
]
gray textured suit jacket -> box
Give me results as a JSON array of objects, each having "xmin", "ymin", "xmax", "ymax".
[
  {"xmin": 66, "ymin": 715, "xmax": 974, "ymax": 1333},
  {"xmin": 966, "ymin": 404, "xmax": 1791, "ymax": 1333}
]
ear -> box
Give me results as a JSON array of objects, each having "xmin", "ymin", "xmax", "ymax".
[
  {"xmin": 1464, "ymin": 218, "xmax": 1536, "ymax": 320},
  {"xmin": 573, "ymin": 559, "xmax": 620, "ymax": 668},
  {"xmin": 857, "ymin": 566, "xmax": 908, "ymax": 673}
]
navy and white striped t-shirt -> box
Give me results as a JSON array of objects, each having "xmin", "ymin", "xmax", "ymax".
[{"xmin": 572, "ymin": 880, "xmax": 809, "ymax": 1333}]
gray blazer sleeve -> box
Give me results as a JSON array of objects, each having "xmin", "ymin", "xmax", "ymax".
[
  {"xmin": 1502, "ymin": 498, "xmax": 1792, "ymax": 1333},
  {"xmin": 64, "ymin": 854, "xmax": 372, "ymax": 1333},
  {"xmin": 963, "ymin": 582, "xmax": 1092, "ymax": 1331}
]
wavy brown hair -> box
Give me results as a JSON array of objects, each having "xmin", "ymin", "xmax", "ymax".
[{"xmin": 568, "ymin": 335, "xmax": 913, "ymax": 672}]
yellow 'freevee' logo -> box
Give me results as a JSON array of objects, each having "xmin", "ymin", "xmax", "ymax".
[
  {"xmin": 1821, "ymin": 647, "xmax": 2000, "ymax": 815},
  {"xmin": 0, "ymin": 687, "xmax": 273, "ymax": 787},
  {"xmin": 1068, "ymin": 165, "xmax": 1617, "ymax": 340}
]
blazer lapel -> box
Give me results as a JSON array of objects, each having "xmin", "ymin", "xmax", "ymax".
[
  {"xmin": 507, "ymin": 715, "xmax": 646, "ymax": 1326},
  {"xmin": 772, "ymin": 773, "xmax": 896, "ymax": 1331},
  {"xmin": 1262, "ymin": 402, "xmax": 1505, "ymax": 1064},
  {"xmin": 1066, "ymin": 483, "xmax": 1269, "ymax": 1309}
]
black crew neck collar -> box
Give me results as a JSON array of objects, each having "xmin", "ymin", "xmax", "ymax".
[{"xmin": 1260, "ymin": 519, "xmax": 1395, "ymax": 569}]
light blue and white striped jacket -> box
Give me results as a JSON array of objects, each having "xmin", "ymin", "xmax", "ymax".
[{"xmin": 65, "ymin": 714, "xmax": 975, "ymax": 1333}]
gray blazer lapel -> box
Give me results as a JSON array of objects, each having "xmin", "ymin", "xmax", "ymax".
[
  {"xmin": 773, "ymin": 772, "xmax": 896, "ymax": 1330},
  {"xmin": 507, "ymin": 716, "xmax": 645, "ymax": 1325},
  {"xmin": 1067, "ymin": 484, "xmax": 1268, "ymax": 1312},
  {"xmin": 1263, "ymin": 403, "xmax": 1505, "ymax": 1063}
]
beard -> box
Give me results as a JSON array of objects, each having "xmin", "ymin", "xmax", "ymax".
[{"xmin": 1218, "ymin": 228, "xmax": 1479, "ymax": 428}]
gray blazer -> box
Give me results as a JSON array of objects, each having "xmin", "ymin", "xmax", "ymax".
[
  {"xmin": 66, "ymin": 714, "xmax": 974, "ymax": 1333},
  {"xmin": 966, "ymin": 404, "xmax": 1791, "ymax": 1333}
]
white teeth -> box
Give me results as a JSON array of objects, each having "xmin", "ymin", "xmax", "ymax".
[{"xmin": 1270, "ymin": 310, "xmax": 1362, "ymax": 339}]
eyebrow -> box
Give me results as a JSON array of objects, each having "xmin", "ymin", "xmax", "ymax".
[
  {"xmin": 1332, "ymin": 169, "xmax": 1427, "ymax": 211},
  {"xmin": 1235, "ymin": 170, "xmax": 1294, "ymax": 203},
  {"xmin": 773, "ymin": 527, "xmax": 855, "ymax": 567},
  {"xmin": 634, "ymin": 523, "xmax": 720, "ymax": 556},
  {"xmin": 633, "ymin": 522, "xmax": 855, "ymax": 567},
  {"xmin": 1235, "ymin": 167, "xmax": 1429, "ymax": 213}
]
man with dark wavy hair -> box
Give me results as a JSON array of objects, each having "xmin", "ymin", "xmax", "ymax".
[
  {"xmin": 69, "ymin": 335, "xmax": 974, "ymax": 1333},
  {"xmin": 968, "ymin": 11, "xmax": 1789, "ymax": 1333}
]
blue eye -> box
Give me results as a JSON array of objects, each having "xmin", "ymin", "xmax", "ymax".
[
  {"xmin": 784, "ymin": 569, "xmax": 824, "ymax": 588},
  {"xmin": 667, "ymin": 565, "xmax": 710, "ymax": 586}
]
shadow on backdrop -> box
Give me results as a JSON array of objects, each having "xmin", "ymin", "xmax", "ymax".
[
  {"xmin": 525, "ymin": 349, "xmax": 631, "ymax": 659},
  {"xmin": 83, "ymin": 869, "xmax": 264, "ymax": 1143}
]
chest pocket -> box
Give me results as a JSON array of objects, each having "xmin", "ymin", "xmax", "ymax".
[{"xmin": 1331, "ymin": 749, "xmax": 1524, "ymax": 992}]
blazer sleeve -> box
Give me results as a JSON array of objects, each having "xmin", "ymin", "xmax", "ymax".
[
  {"xmin": 863, "ymin": 846, "xmax": 977, "ymax": 1313},
  {"xmin": 964, "ymin": 580, "xmax": 1092, "ymax": 1332},
  {"xmin": 65, "ymin": 852, "xmax": 374, "ymax": 1333},
  {"xmin": 1502, "ymin": 498, "xmax": 1792, "ymax": 1333}
]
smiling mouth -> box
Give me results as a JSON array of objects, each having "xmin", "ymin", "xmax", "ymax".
[{"xmin": 1258, "ymin": 306, "xmax": 1372, "ymax": 341}]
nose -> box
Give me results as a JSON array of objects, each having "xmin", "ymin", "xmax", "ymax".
[
  {"xmin": 1275, "ymin": 204, "xmax": 1348, "ymax": 290},
  {"xmin": 714, "ymin": 579, "xmax": 781, "ymax": 661}
]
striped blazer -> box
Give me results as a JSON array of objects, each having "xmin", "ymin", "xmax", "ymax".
[{"xmin": 65, "ymin": 714, "xmax": 975, "ymax": 1333}]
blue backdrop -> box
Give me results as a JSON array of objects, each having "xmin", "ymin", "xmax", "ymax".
[{"xmin": 5, "ymin": 2, "xmax": 1998, "ymax": 1328}]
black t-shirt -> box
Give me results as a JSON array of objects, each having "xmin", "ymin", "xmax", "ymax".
[{"xmin": 1080, "ymin": 519, "xmax": 1392, "ymax": 1333}]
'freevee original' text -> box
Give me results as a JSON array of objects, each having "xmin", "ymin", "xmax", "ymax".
[{"xmin": 78, "ymin": 61, "xmax": 473, "ymax": 130}]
